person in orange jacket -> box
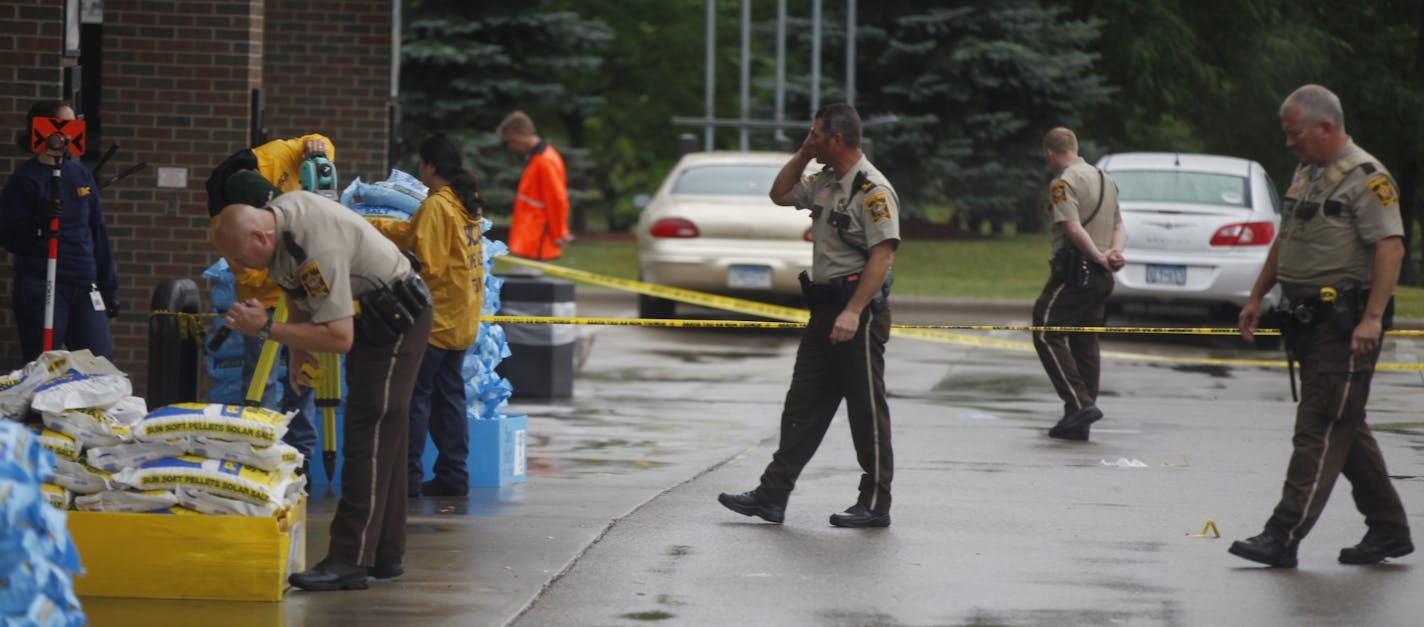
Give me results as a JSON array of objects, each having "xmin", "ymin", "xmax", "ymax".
[
  {"xmin": 206, "ymin": 134, "xmax": 334, "ymax": 465},
  {"xmin": 367, "ymin": 133, "xmax": 484, "ymax": 496},
  {"xmin": 497, "ymin": 111, "xmax": 569, "ymax": 260}
]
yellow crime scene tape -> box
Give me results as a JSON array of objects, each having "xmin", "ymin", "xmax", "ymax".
[{"xmin": 494, "ymin": 256, "xmax": 1424, "ymax": 371}]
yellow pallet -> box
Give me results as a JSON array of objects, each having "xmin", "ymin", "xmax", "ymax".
[{"xmin": 69, "ymin": 498, "xmax": 306, "ymax": 602}]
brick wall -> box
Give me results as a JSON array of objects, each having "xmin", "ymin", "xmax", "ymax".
[
  {"xmin": 0, "ymin": 1, "xmax": 393, "ymax": 399},
  {"xmin": 0, "ymin": 0, "xmax": 72, "ymax": 374},
  {"xmin": 264, "ymin": 0, "xmax": 391, "ymax": 184},
  {"xmin": 79, "ymin": 0, "xmax": 265, "ymax": 394}
]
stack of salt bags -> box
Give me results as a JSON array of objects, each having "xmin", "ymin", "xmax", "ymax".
[
  {"xmin": 0, "ymin": 350, "xmax": 143, "ymax": 512},
  {"xmin": 105, "ymin": 401, "xmax": 306, "ymax": 516}
]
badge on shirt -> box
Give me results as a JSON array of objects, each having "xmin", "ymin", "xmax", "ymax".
[
  {"xmin": 298, "ymin": 261, "xmax": 330, "ymax": 299},
  {"xmin": 77, "ymin": 186, "xmax": 91, "ymax": 198},
  {"xmin": 1366, "ymin": 174, "xmax": 1398, "ymax": 207},
  {"xmin": 864, "ymin": 191, "xmax": 891, "ymax": 224},
  {"xmin": 1050, "ymin": 180, "xmax": 1068, "ymax": 205}
]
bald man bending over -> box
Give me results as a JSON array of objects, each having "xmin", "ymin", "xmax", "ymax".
[{"xmin": 216, "ymin": 192, "xmax": 433, "ymax": 591}]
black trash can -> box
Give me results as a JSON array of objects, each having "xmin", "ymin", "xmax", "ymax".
[
  {"xmin": 147, "ymin": 278, "xmax": 201, "ymax": 407},
  {"xmin": 496, "ymin": 272, "xmax": 575, "ymax": 398}
]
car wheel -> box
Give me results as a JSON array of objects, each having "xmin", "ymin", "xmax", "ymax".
[{"xmin": 639, "ymin": 294, "xmax": 675, "ymax": 319}]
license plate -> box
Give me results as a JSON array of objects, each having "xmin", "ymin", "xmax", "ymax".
[
  {"xmin": 727, "ymin": 265, "xmax": 772, "ymax": 289},
  {"xmin": 1145, "ymin": 264, "xmax": 1187, "ymax": 285}
]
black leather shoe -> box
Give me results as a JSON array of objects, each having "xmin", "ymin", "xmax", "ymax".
[
  {"xmin": 421, "ymin": 479, "xmax": 468, "ymax": 497},
  {"xmin": 1055, "ymin": 405, "xmax": 1103, "ymax": 433},
  {"xmin": 1048, "ymin": 421, "xmax": 1090, "ymax": 441},
  {"xmin": 829, "ymin": 504, "xmax": 890, "ymax": 528},
  {"xmin": 289, "ymin": 559, "xmax": 369, "ymax": 591},
  {"xmin": 1339, "ymin": 532, "xmax": 1414, "ymax": 565},
  {"xmin": 717, "ymin": 490, "xmax": 785, "ymax": 524},
  {"xmin": 370, "ymin": 560, "xmax": 404, "ymax": 579},
  {"xmin": 1228, "ymin": 531, "xmax": 1297, "ymax": 567}
]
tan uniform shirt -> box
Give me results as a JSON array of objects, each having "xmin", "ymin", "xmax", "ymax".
[
  {"xmin": 1277, "ymin": 140, "xmax": 1403, "ymax": 301},
  {"xmin": 267, "ymin": 191, "xmax": 411, "ymax": 324},
  {"xmin": 1049, "ymin": 157, "xmax": 1121, "ymax": 254},
  {"xmin": 788, "ymin": 155, "xmax": 901, "ymax": 282}
]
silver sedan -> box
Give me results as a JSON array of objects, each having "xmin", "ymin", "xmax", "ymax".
[
  {"xmin": 634, "ymin": 152, "xmax": 814, "ymax": 318},
  {"xmin": 1097, "ymin": 152, "xmax": 1282, "ymax": 319}
]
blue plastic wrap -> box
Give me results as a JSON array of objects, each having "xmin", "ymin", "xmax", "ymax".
[{"xmin": 0, "ymin": 420, "xmax": 86, "ymax": 626}]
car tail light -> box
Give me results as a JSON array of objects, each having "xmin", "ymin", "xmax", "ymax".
[
  {"xmin": 1210, "ymin": 222, "xmax": 1275, "ymax": 247},
  {"xmin": 650, "ymin": 218, "xmax": 699, "ymax": 238},
  {"xmin": 803, "ymin": 227, "xmax": 813, "ymax": 242}
]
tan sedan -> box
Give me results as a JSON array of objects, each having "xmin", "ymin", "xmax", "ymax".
[{"xmin": 634, "ymin": 152, "xmax": 815, "ymax": 318}]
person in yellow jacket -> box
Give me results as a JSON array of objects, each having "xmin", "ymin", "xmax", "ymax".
[
  {"xmin": 368, "ymin": 133, "xmax": 484, "ymax": 497},
  {"xmin": 205, "ymin": 134, "xmax": 334, "ymax": 465}
]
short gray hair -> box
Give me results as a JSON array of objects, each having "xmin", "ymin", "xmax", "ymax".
[
  {"xmin": 815, "ymin": 103, "xmax": 862, "ymax": 149},
  {"xmin": 1281, "ymin": 84, "xmax": 1345, "ymax": 130}
]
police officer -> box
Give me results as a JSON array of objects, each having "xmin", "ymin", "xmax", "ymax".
[
  {"xmin": 1230, "ymin": 84, "xmax": 1412, "ymax": 568},
  {"xmin": 717, "ymin": 103, "xmax": 899, "ymax": 528},
  {"xmin": 1035, "ymin": 127, "xmax": 1126, "ymax": 441},
  {"xmin": 0, "ymin": 100, "xmax": 120, "ymax": 362},
  {"xmin": 214, "ymin": 191, "xmax": 433, "ymax": 590}
]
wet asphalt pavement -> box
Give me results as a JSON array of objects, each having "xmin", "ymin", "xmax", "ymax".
[{"xmin": 82, "ymin": 290, "xmax": 1424, "ymax": 626}]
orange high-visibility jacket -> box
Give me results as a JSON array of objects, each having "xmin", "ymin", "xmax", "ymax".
[{"xmin": 508, "ymin": 141, "xmax": 568, "ymax": 260}]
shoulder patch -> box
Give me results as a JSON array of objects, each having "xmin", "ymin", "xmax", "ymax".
[
  {"xmin": 1366, "ymin": 174, "xmax": 1398, "ymax": 208},
  {"xmin": 1361, "ymin": 162, "xmax": 1377, "ymax": 175},
  {"xmin": 864, "ymin": 191, "xmax": 891, "ymax": 224},
  {"xmin": 1050, "ymin": 180, "xmax": 1068, "ymax": 205},
  {"xmin": 77, "ymin": 186, "xmax": 91, "ymax": 198},
  {"xmin": 298, "ymin": 261, "xmax": 330, "ymax": 299}
]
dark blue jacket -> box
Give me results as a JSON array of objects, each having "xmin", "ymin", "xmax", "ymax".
[{"xmin": 0, "ymin": 158, "xmax": 118, "ymax": 302}]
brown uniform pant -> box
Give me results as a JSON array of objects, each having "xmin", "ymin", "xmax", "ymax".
[
  {"xmin": 758, "ymin": 302, "xmax": 894, "ymax": 513},
  {"xmin": 1266, "ymin": 320, "xmax": 1410, "ymax": 545},
  {"xmin": 1032, "ymin": 270, "xmax": 1113, "ymax": 415},
  {"xmin": 327, "ymin": 306, "xmax": 433, "ymax": 567}
]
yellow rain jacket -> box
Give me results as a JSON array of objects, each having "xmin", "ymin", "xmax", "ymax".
[{"xmin": 368, "ymin": 186, "xmax": 484, "ymax": 350}]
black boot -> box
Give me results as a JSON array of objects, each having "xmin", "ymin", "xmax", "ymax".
[
  {"xmin": 829, "ymin": 504, "xmax": 891, "ymax": 528},
  {"xmin": 288, "ymin": 558, "xmax": 369, "ymax": 591},
  {"xmin": 717, "ymin": 490, "xmax": 785, "ymax": 524},
  {"xmin": 1228, "ymin": 531, "xmax": 1297, "ymax": 567},
  {"xmin": 1339, "ymin": 531, "xmax": 1413, "ymax": 565}
]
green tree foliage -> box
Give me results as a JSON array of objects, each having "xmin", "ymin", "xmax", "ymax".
[
  {"xmin": 400, "ymin": 0, "xmax": 612, "ymax": 220},
  {"xmin": 854, "ymin": 3, "xmax": 1113, "ymax": 232}
]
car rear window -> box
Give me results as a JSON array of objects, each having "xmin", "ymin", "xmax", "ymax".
[
  {"xmin": 672, "ymin": 165, "xmax": 781, "ymax": 196},
  {"xmin": 1111, "ymin": 170, "xmax": 1251, "ymax": 208}
]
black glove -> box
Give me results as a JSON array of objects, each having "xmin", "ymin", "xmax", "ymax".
[{"xmin": 103, "ymin": 292, "xmax": 121, "ymax": 319}]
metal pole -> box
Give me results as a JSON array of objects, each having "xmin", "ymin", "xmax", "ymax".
[
  {"xmin": 705, "ymin": 0, "xmax": 716, "ymax": 151},
  {"xmin": 811, "ymin": 0, "xmax": 821, "ymax": 116},
  {"xmin": 739, "ymin": 0, "xmax": 750, "ymax": 150},
  {"xmin": 846, "ymin": 0, "xmax": 856, "ymax": 107},
  {"xmin": 775, "ymin": 0, "xmax": 786, "ymax": 143}
]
